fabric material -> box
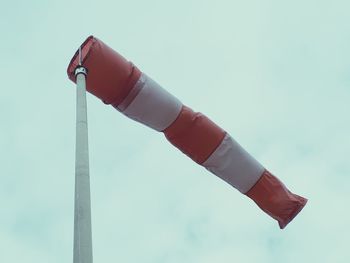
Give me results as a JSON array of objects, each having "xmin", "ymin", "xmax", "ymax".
[
  {"xmin": 164, "ymin": 106, "xmax": 226, "ymax": 164},
  {"xmin": 203, "ymin": 134, "xmax": 265, "ymax": 193},
  {"xmin": 67, "ymin": 36, "xmax": 141, "ymax": 106},
  {"xmin": 121, "ymin": 73, "xmax": 183, "ymax": 131},
  {"xmin": 115, "ymin": 74, "xmax": 144, "ymax": 112},
  {"xmin": 246, "ymin": 170, "xmax": 308, "ymax": 229},
  {"xmin": 67, "ymin": 35, "xmax": 308, "ymax": 229}
]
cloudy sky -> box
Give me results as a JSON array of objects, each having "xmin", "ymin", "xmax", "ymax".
[{"xmin": 1, "ymin": 0, "xmax": 349, "ymax": 262}]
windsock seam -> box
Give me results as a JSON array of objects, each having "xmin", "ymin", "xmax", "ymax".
[{"xmin": 113, "ymin": 69, "xmax": 145, "ymax": 111}]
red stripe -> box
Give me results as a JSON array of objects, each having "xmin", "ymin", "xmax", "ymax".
[
  {"xmin": 67, "ymin": 36, "xmax": 141, "ymax": 106},
  {"xmin": 246, "ymin": 170, "xmax": 307, "ymax": 229},
  {"xmin": 163, "ymin": 105, "xmax": 226, "ymax": 164}
]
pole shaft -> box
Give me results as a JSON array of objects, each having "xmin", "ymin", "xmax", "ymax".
[{"xmin": 74, "ymin": 71, "xmax": 93, "ymax": 263}]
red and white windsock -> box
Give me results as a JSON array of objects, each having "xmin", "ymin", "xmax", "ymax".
[{"xmin": 67, "ymin": 36, "xmax": 307, "ymax": 229}]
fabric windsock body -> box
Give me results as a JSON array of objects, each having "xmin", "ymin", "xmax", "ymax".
[{"xmin": 67, "ymin": 36, "xmax": 307, "ymax": 229}]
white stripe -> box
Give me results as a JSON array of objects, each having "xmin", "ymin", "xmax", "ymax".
[
  {"xmin": 203, "ymin": 134, "xmax": 264, "ymax": 193},
  {"xmin": 122, "ymin": 73, "xmax": 183, "ymax": 131}
]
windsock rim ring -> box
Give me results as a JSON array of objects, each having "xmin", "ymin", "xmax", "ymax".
[{"xmin": 67, "ymin": 35, "xmax": 95, "ymax": 82}]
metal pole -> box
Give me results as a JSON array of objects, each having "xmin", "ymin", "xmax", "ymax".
[{"xmin": 73, "ymin": 64, "xmax": 93, "ymax": 263}]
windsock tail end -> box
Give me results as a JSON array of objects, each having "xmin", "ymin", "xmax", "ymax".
[{"xmin": 246, "ymin": 170, "xmax": 307, "ymax": 229}]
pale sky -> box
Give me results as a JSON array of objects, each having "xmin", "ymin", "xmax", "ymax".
[{"xmin": 1, "ymin": 0, "xmax": 349, "ymax": 262}]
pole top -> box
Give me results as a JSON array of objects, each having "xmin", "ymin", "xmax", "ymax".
[{"xmin": 75, "ymin": 66, "xmax": 88, "ymax": 77}]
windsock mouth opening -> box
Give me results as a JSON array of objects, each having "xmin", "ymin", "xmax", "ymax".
[{"xmin": 67, "ymin": 35, "xmax": 96, "ymax": 82}]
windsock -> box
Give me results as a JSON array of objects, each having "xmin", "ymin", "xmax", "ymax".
[{"xmin": 67, "ymin": 36, "xmax": 307, "ymax": 229}]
